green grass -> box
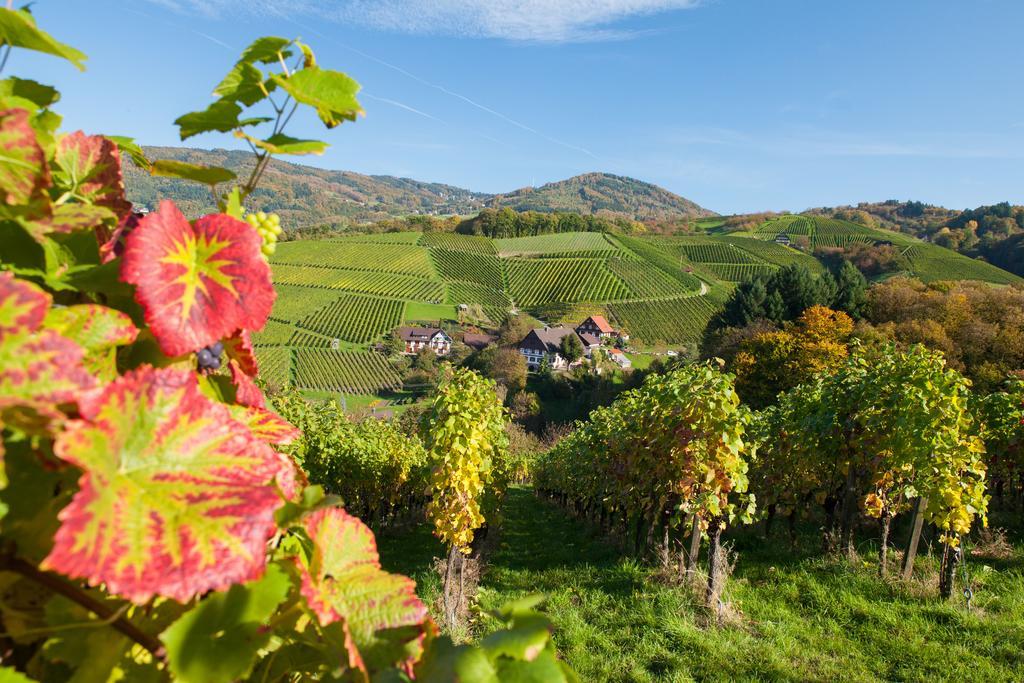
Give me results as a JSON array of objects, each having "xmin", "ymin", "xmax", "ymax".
[
  {"xmin": 379, "ymin": 488, "xmax": 1024, "ymax": 682},
  {"xmin": 405, "ymin": 301, "xmax": 458, "ymax": 322}
]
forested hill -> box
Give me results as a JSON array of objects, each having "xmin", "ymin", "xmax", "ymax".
[
  {"xmin": 488, "ymin": 172, "xmax": 716, "ymax": 220},
  {"xmin": 123, "ymin": 147, "xmax": 714, "ymax": 227}
]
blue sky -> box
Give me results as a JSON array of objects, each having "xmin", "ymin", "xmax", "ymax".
[{"xmin": 15, "ymin": 0, "xmax": 1024, "ymax": 214}]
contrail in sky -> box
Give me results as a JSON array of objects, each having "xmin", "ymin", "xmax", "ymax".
[{"xmin": 277, "ymin": 13, "xmax": 601, "ymax": 161}]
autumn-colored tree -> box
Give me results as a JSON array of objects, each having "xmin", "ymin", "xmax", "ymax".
[{"xmin": 732, "ymin": 306, "xmax": 853, "ymax": 407}]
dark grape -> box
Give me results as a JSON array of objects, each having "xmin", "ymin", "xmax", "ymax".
[
  {"xmin": 196, "ymin": 342, "xmax": 225, "ymax": 371},
  {"xmin": 210, "ymin": 341, "xmax": 224, "ymax": 356}
]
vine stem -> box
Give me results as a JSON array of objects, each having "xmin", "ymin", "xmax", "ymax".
[{"xmin": 0, "ymin": 553, "xmax": 166, "ymax": 660}]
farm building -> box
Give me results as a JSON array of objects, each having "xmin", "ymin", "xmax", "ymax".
[
  {"xmin": 774, "ymin": 233, "xmax": 792, "ymax": 246},
  {"xmin": 576, "ymin": 315, "xmax": 616, "ymax": 339},
  {"xmin": 397, "ymin": 326, "xmax": 452, "ymax": 356},
  {"xmin": 518, "ymin": 326, "xmax": 590, "ymax": 371},
  {"xmin": 608, "ymin": 348, "xmax": 632, "ymax": 369}
]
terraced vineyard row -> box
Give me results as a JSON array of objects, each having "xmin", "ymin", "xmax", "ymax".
[
  {"xmin": 271, "ymin": 264, "xmax": 445, "ymax": 302},
  {"xmin": 293, "ymin": 349, "xmax": 403, "ymax": 393},
  {"xmin": 905, "ymin": 244, "xmax": 1020, "ymax": 285},
  {"xmin": 697, "ymin": 262, "xmax": 778, "ymax": 282},
  {"xmin": 290, "ymin": 328, "xmax": 333, "ymax": 347},
  {"xmin": 329, "ymin": 231, "xmax": 423, "ymax": 244},
  {"xmin": 267, "ymin": 284, "xmax": 347, "ymax": 321},
  {"xmin": 613, "ymin": 235, "xmax": 703, "ymax": 292},
  {"xmin": 430, "ymin": 249, "xmax": 504, "ymax": 289},
  {"xmin": 506, "ymin": 258, "xmax": 629, "ymax": 307},
  {"xmin": 252, "ymin": 319, "xmax": 297, "ymax": 345},
  {"xmin": 253, "ymin": 346, "xmax": 292, "ymax": 387},
  {"xmin": 299, "ymin": 293, "xmax": 405, "ymax": 343},
  {"xmin": 720, "ymin": 236, "xmax": 823, "ymax": 270},
  {"xmin": 609, "ymin": 295, "xmax": 720, "ymax": 345},
  {"xmin": 419, "ymin": 231, "xmax": 496, "ymax": 253},
  {"xmin": 495, "ymin": 231, "xmax": 614, "ymax": 257},
  {"xmin": 272, "ymin": 241, "xmax": 435, "ymax": 278},
  {"xmin": 675, "ymin": 242, "xmax": 760, "ymax": 264},
  {"xmin": 607, "ymin": 257, "xmax": 694, "ymax": 299}
]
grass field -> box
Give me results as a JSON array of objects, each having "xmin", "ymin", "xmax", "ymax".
[{"xmin": 378, "ymin": 487, "xmax": 1024, "ymax": 683}]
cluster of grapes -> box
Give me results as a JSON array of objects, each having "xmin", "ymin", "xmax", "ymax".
[
  {"xmin": 196, "ymin": 340, "xmax": 224, "ymax": 372},
  {"xmin": 244, "ymin": 211, "xmax": 282, "ymax": 258}
]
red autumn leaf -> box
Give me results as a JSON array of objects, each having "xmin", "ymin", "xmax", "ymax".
[
  {"xmin": 0, "ymin": 274, "xmax": 96, "ymax": 432},
  {"xmin": 53, "ymin": 132, "xmax": 132, "ymax": 219},
  {"xmin": 23, "ymin": 204, "xmax": 117, "ymax": 241},
  {"xmin": 297, "ymin": 508, "xmax": 429, "ymax": 674},
  {"xmin": 229, "ymin": 358, "xmax": 266, "ymax": 409},
  {"xmin": 44, "ymin": 365, "xmax": 293, "ymax": 604},
  {"xmin": 98, "ymin": 211, "xmax": 140, "ymax": 264},
  {"xmin": 45, "ymin": 304, "xmax": 138, "ymax": 380},
  {"xmin": 0, "ymin": 271, "xmax": 49, "ymax": 337},
  {"xmin": 225, "ymin": 328, "xmax": 259, "ymax": 376},
  {"xmin": 0, "ymin": 108, "xmax": 50, "ymax": 217},
  {"xmin": 120, "ymin": 200, "xmax": 275, "ymax": 357},
  {"xmin": 229, "ymin": 404, "xmax": 301, "ymax": 446}
]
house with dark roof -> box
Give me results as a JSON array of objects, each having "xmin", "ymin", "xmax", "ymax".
[
  {"xmin": 462, "ymin": 332, "xmax": 496, "ymax": 352},
  {"xmin": 518, "ymin": 325, "xmax": 589, "ymax": 371},
  {"xmin": 396, "ymin": 326, "xmax": 452, "ymax": 356},
  {"xmin": 576, "ymin": 315, "xmax": 616, "ymax": 339}
]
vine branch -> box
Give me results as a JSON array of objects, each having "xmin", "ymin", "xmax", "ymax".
[{"xmin": 0, "ymin": 553, "xmax": 166, "ymax": 660}]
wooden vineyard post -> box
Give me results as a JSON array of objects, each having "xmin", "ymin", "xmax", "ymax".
[
  {"xmin": 686, "ymin": 514, "xmax": 701, "ymax": 577},
  {"xmin": 900, "ymin": 496, "xmax": 928, "ymax": 580}
]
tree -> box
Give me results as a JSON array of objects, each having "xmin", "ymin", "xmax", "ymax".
[
  {"xmin": 471, "ymin": 346, "xmax": 528, "ymax": 394},
  {"xmin": 560, "ymin": 332, "xmax": 585, "ymax": 363},
  {"xmin": 832, "ymin": 259, "xmax": 868, "ymax": 318},
  {"xmin": 732, "ymin": 306, "xmax": 853, "ymax": 408},
  {"xmin": 497, "ymin": 312, "xmax": 533, "ymax": 346}
]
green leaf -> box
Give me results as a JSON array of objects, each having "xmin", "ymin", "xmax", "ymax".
[
  {"xmin": 151, "ymin": 159, "xmax": 236, "ymax": 186},
  {"xmin": 104, "ymin": 135, "xmax": 151, "ymax": 171},
  {"xmin": 173, "ymin": 99, "xmax": 243, "ymax": 140},
  {"xmin": 0, "ymin": 77, "xmax": 59, "ymax": 109},
  {"xmin": 214, "ymin": 61, "xmax": 273, "ymax": 107},
  {"xmin": 161, "ymin": 563, "xmax": 292, "ymax": 683},
  {"xmin": 415, "ymin": 637, "xmax": 497, "ymax": 683},
  {"xmin": 271, "ymin": 67, "xmax": 363, "ymax": 129},
  {"xmin": 237, "ymin": 131, "xmax": 328, "ymax": 156},
  {"xmin": 0, "ymin": 666, "xmax": 36, "ymax": 682},
  {"xmin": 480, "ymin": 614, "xmax": 551, "ymax": 662},
  {"xmin": 0, "ymin": 107, "xmax": 50, "ymax": 220},
  {"xmin": 0, "ymin": 9, "xmax": 86, "ymax": 70},
  {"xmin": 239, "ymin": 36, "xmax": 293, "ymax": 64}
]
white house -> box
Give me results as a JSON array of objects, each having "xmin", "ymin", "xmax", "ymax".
[
  {"xmin": 518, "ymin": 326, "xmax": 588, "ymax": 371},
  {"xmin": 397, "ymin": 326, "xmax": 452, "ymax": 356}
]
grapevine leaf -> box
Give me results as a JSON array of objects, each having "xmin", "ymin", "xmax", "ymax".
[
  {"xmin": 53, "ymin": 131, "xmax": 132, "ymax": 218},
  {"xmin": 174, "ymin": 99, "xmax": 244, "ymax": 140},
  {"xmin": 0, "ymin": 270, "xmax": 48, "ymax": 336},
  {"xmin": 297, "ymin": 508, "xmax": 429, "ymax": 674},
  {"xmin": 120, "ymin": 200, "xmax": 275, "ymax": 357},
  {"xmin": 0, "ymin": 666, "xmax": 36, "ymax": 682},
  {"xmin": 229, "ymin": 404, "xmax": 301, "ymax": 445},
  {"xmin": 414, "ymin": 637, "xmax": 497, "ymax": 682},
  {"xmin": 43, "ymin": 365, "xmax": 292, "ymax": 604},
  {"xmin": 0, "ymin": 107, "xmax": 51, "ymax": 218},
  {"xmin": 0, "ymin": 77, "xmax": 60, "ymax": 109},
  {"xmin": 0, "ymin": 8, "xmax": 87, "ymax": 70},
  {"xmin": 0, "ymin": 274, "xmax": 95, "ymax": 431},
  {"xmin": 214, "ymin": 61, "xmax": 274, "ymax": 107},
  {"xmin": 229, "ymin": 359, "xmax": 266, "ymax": 409},
  {"xmin": 271, "ymin": 67, "xmax": 363, "ymax": 129},
  {"xmin": 480, "ymin": 614, "xmax": 551, "ymax": 662},
  {"xmin": 150, "ymin": 159, "xmax": 236, "ymax": 187},
  {"xmin": 161, "ymin": 562, "xmax": 291, "ymax": 683},
  {"xmin": 21, "ymin": 203, "xmax": 116, "ymax": 241},
  {"xmin": 224, "ymin": 328, "xmax": 259, "ymax": 376},
  {"xmin": 104, "ymin": 135, "xmax": 151, "ymax": 172},
  {"xmin": 239, "ymin": 36, "xmax": 293, "ymax": 64},
  {"xmin": 236, "ymin": 131, "xmax": 328, "ymax": 156},
  {"xmin": 44, "ymin": 304, "xmax": 138, "ymax": 380}
]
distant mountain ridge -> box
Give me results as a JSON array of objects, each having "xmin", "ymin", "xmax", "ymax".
[{"xmin": 122, "ymin": 147, "xmax": 714, "ymax": 227}]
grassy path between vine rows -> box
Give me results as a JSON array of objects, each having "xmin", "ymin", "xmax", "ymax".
[{"xmin": 377, "ymin": 487, "xmax": 1024, "ymax": 682}]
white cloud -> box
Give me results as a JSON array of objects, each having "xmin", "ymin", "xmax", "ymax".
[{"xmin": 145, "ymin": 0, "xmax": 702, "ymax": 42}]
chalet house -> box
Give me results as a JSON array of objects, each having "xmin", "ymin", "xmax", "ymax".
[
  {"xmin": 397, "ymin": 326, "xmax": 452, "ymax": 356},
  {"xmin": 576, "ymin": 315, "xmax": 616, "ymax": 339},
  {"xmin": 518, "ymin": 326, "xmax": 588, "ymax": 371}
]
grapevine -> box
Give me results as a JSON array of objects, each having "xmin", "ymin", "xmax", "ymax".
[{"xmin": 245, "ymin": 210, "xmax": 283, "ymax": 257}]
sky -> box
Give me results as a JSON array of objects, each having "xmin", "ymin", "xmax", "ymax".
[{"xmin": 13, "ymin": 0, "xmax": 1024, "ymax": 214}]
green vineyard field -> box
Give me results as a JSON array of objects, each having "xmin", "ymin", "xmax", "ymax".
[
  {"xmin": 272, "ymin": 241, "xmax": 435, "ymax": 278},
  {"xmin": 430, "ymin": 249, "xmax": 504, "ymax": 289},
  {"xmin": 609, "ymin": 295, "xmax": 720, "ymax": 345},
  {"xmin": 419, "ymin": 231, "xmax": 496, "ymax": 253},
  {"xmin": 253, "ymin": 346, "xmax": 292, "ymax": 387},
  {"xmin": 271, "ymin": 264, "xmax": 445, "ymax": 301},
  {"xmin": 495, "ymin": 231, "xmax": 615, "ymax": 257},
  {"xmin": 292, "ymin": 349, "xmax": 403, "ymax": 393},
  {"xmin": 607, "ymin": 257, "xmax": 695, "ymax": 299},
  {"xmin": 298, "ymin": 293, "xmax": 405, "ymax": 344},
  {"xmin": 506, "ymin": 258, "xmax": 629, "ymax": 307}
]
